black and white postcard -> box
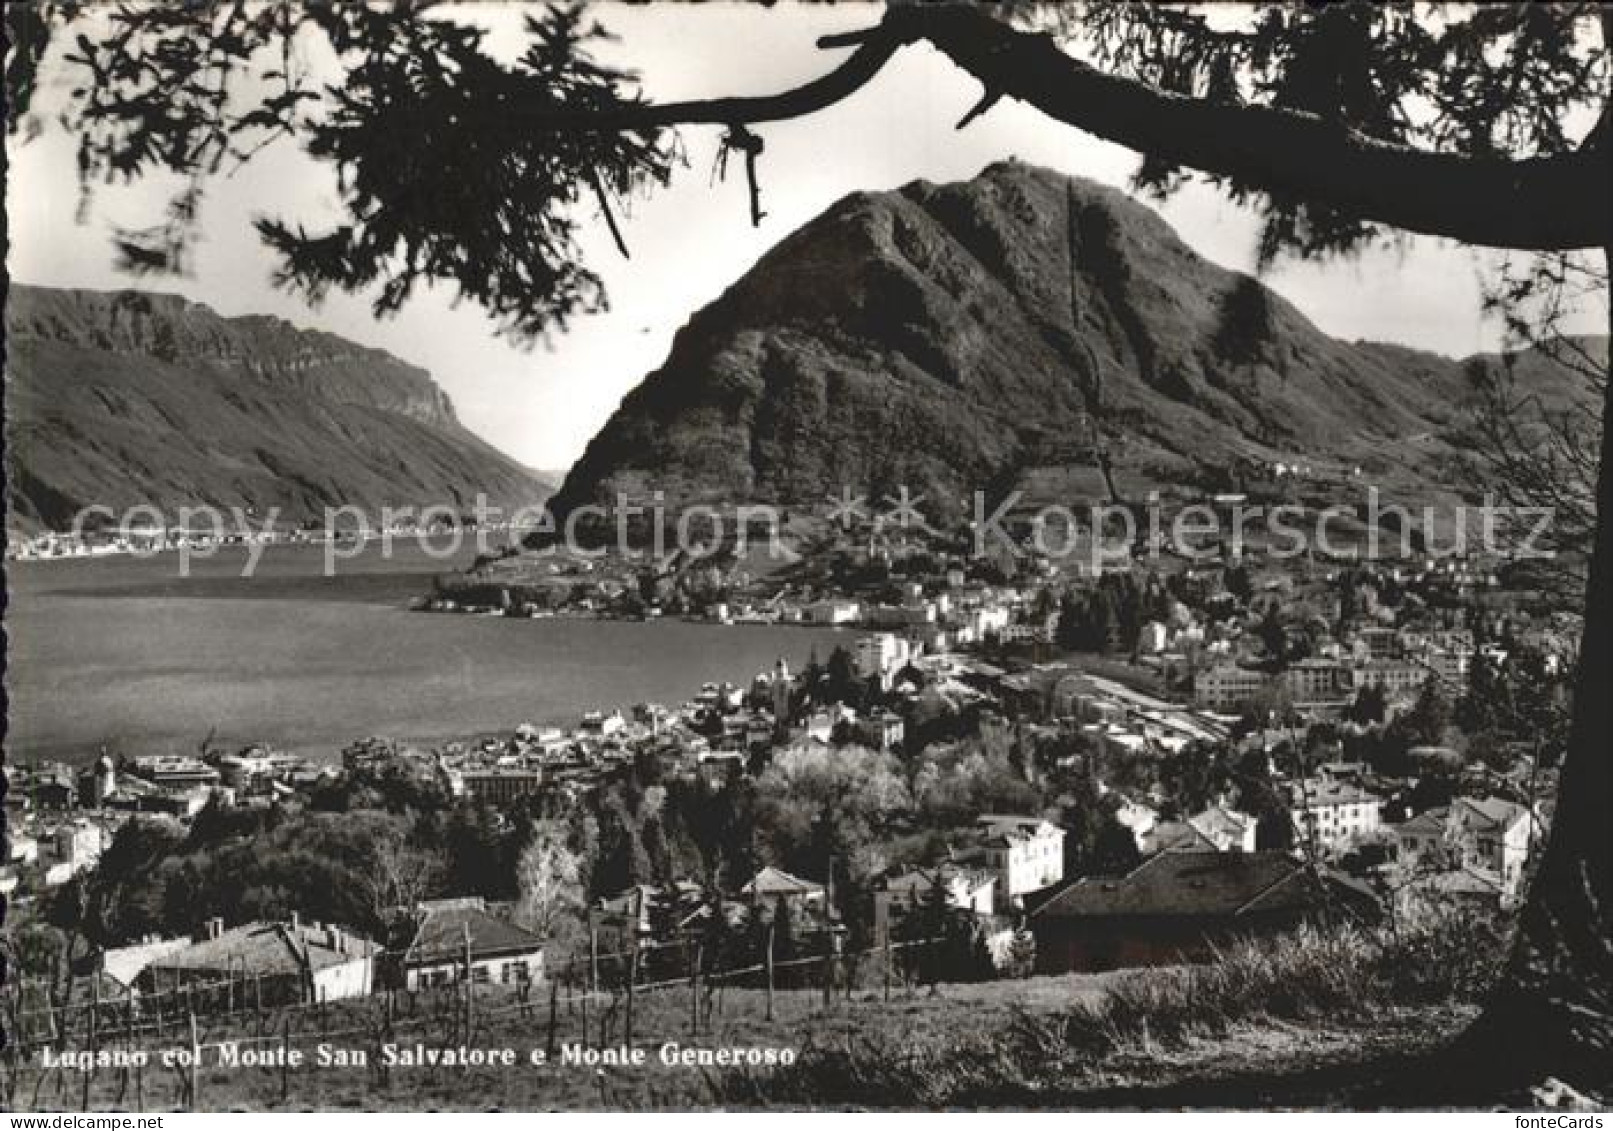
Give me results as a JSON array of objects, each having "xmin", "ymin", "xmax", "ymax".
[{"xmin": 2, "ymin": 1, "xmax": 1609, "ymax": 1115}]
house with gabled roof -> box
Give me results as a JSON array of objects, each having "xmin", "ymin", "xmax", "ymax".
[
  {"xmin": 389, "ymin": 897, "xmax": 545, "ymax": 989},
  {"xmin": 1186, "ymin": 804, "xmax": 1258, "ymax": 852},
  {"xmin": 961, "ymin": 815, "xmax": 1066, "ymax": 909},
  {"xmin": 1398, "ymin": 796, "xmax": 1544, "ymax": 900},
  {"xmin": 142, "ymin": 914, "xmax": 378, "ymax": 1004},
  {"xmin": 1447, "ymin": 796, "xmax": 1542, "ymax": 896},
  {"xmin": 739, "ymin": 866, "xmax": 826, "ymax": 908},
  {"xmin": 1140, "ymin": 819, "xmax": 1220, "ymax": 856},
  {"xmin": 592, "ymin": 881, "xmax": 717, "ymax": 948},
  {"xmin": 100, "ymin": 935, "xmax": 191, "ymax": 990},
  {"xmin": 1027, "ymin": 851, "xmax": 1379, "ymax": 973},
  {"xmin": 1394, "ymin": 863, "xmax": 1508, "ymax": 918},
  {"xmin": 872, "ymin": 863, "xmax": 997, "ymax": 941},
  {"xmin": 1395, "ymin": 807, "xmax": 1451, "ymax": 866}
]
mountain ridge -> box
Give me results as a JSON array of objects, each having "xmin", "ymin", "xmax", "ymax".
[
  {"xmin": 4, "ymin": 284, "xmax": 550, "ymax": 533},
  {"xmin": 544, "ymin": 160, "xmax": 1596, "ymax": 530}
]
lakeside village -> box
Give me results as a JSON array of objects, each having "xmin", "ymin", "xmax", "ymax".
[
  {"xmin": 3, "ymin": 501, "xmax": 1577, "ymax": 1021},
  {"xmin": 3, "ymin": 513, "xmax": 541, "ymax": 562}
]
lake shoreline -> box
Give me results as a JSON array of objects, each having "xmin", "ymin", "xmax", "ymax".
[{"xmin": 5, "ymin": 542, "xmax": 847, "ymax": 767}]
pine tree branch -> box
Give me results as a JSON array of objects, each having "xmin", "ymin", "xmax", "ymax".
[{"xmin": 505, "ymin": 5, "xmax": 1609, "ymax": 252}]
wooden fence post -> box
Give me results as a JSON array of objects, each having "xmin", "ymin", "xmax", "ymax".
[
  {"xmin": 883, "ymin": 932, "xmax": 892, "ymax": 1003},
  {"xmin": 764, "ymin": 924, "xmax": 776, "ymax": 1022},
  {"xmin": 579, "ymin": 971, "xmax": 589, "ymax": 1048},
  {"xmin": 280, "ymin": 1014, "xmax": 292, "ymax": 1103},
  {"xmin": 84, "ymin": 978, "xmax": 100, "ymax": 1109},
  {"xmin": 589, "ymin": 925, "xmax": 600, "ymax": 994},
  {"xmin": 624, "ymin": 944, "xmax": 638, "ymax": 1047},
  {"xmin": 546, "ymin": 978, "xmax": 559, "ymax": 1058},
  {"xmin": 689, "ymin": 943, "xmax": 702, "ymax": 1037},
  {"xmin": 462, "ymin": 922, "xmax": 474, "ymax": 1040},
  {"xmin": 186, "ymin": 1010, "xmax": 200, "ymax": 1110}
]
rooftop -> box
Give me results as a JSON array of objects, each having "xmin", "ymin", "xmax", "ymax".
[
  {"xmin": 404, "ymin": 901, "xmax": 545, "ymax": 965},
  {"xmin": 1032, "ymin": 851, "xmax": 1377, "ymax": 920},
  {"xmin": 149, "ymin": 919, "xmax": 377, "ymax": 977},
  {"xmin": 740, "ymin": 866, "xmax": 825, "ymax": 899}
]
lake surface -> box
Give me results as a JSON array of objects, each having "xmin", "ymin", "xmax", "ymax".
[{"xmin": 4, "ymin": 539, "xmax": 846, "ymax": 765}]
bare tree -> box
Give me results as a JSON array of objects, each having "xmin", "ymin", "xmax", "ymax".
[
  {"xmin": 356, "ymin": 829, "xmax": 444, "ymax": 933},
  {"xmin": 513, "ymin": 823, "xmax": 587, "ymax": 952}
]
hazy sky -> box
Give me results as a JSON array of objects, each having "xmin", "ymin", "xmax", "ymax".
[{"xmin": 7, "ymin": 2, "xmax": 1605, "ymax": 471}]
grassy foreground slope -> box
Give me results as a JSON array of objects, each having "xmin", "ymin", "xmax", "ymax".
[{"xmin": 10, "ymin": 909, "xmax": 1523, "ymax": 1110}]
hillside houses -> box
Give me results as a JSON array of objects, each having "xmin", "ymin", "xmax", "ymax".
[
  {"xmin": 1027, "ymin": 851, "xmax": 1379, "ymax": 974},
  {"xmin": 10, "ymin": 518, "xmax": 1572, "ymax": 1018}
]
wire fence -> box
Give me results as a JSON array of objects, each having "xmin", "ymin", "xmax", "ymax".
[{"xmin": 1, "ymin": 930, "xmax": 956, "ymax": 1112}]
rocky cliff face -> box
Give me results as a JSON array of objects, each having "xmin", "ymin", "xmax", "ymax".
[
  {"xmin": 546, "ymin": 160, "xmax": 1590, "ymax": 525},
  {"xmin": 5, "ymin": 285, "xmax": 549, "ymax": 531}
]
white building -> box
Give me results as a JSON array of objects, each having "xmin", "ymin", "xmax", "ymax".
[
  {"xmin": 854, "ymin": 633, "xmax": 915, "ymax": 687},
  {"xmin": 6, "ymin": 831, "xmax": 39, "ymax": 866},
  {"xmin": 1292, "ymin": 779, "xmax": 1382, "ymax": 853},
  {"xmin": 53, "ymin": 819, "xmax": 108, "ymax": 873},
  {"xmin": 1350, "ymin": 660, "xmax": 1431, "ymax": 698},
  {"xmin": 1395, "ymin": 796, "xmax": 1543, "ymax": 905},
  {"xmin": 1447, "ymin": 797, "xmax": 1542, "ymax": 898},
  {"xmin": 1193, "ymin": 664, "xmax": 1270, "ymax": 711},
  {"xmin": 144, "ymin": 916, "xmax": 378, "ymax": 1004},
  {"xmin": 1184, "ymin": 804, "xmax": 1259, "ymax": 852},
  {"xmin": 580, "ymin": 709, "xmax": 627, "ymax": 737},
  {"xmin": 873, "ymin": 865, "xmax": 996, "ymax": 941},
  {"xmin": 866, "ymin": 603, "xmax": 936, "ymax": 628},
  {"xmin": 969, "ymin": 815, "xmax": 1067, "ymax": 908},
  {"xmin": 395, "ymin": 898, "xmax": 545, "ymax": 989},
  {"xmin": 801, "ymin": 599, "xmax": 861, "ymax": 625},
  {"xmin": 1137, "ymin": 621, "xmax": 1170, "ymax": 654}
]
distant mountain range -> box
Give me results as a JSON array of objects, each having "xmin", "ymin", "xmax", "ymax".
[
  {"xmin": 4, "ymin": 285, "xmax": 552, "ymax": 533},
  {"xmin": 8, "ymin": 165, "xmax": 1598, "ymax": 544},
  {"xmin": 546, "ymin": 160, "xmax": 1599, "ymax": 529}
]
